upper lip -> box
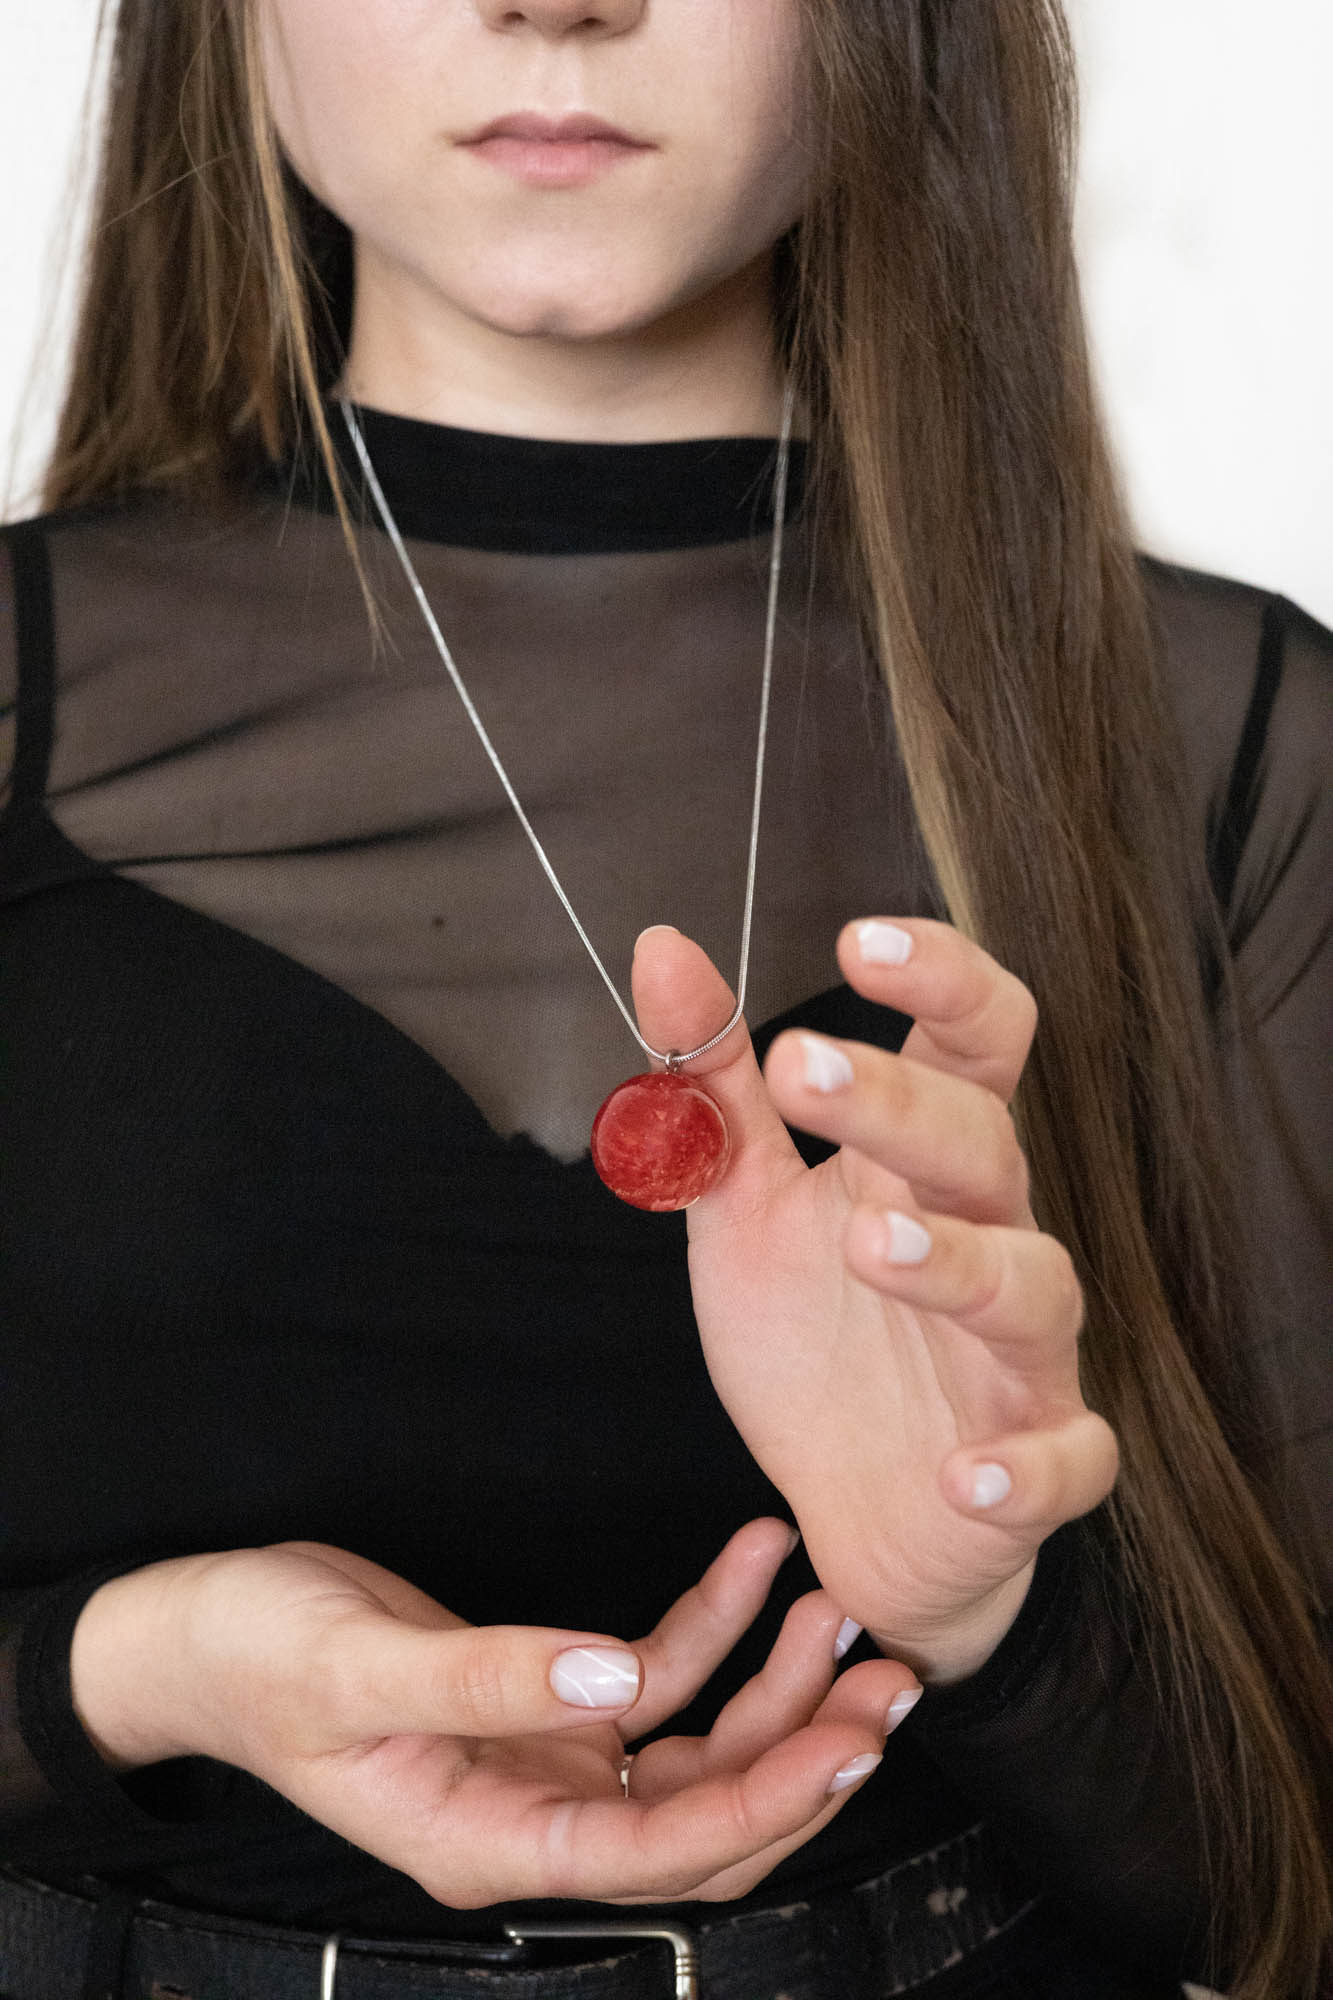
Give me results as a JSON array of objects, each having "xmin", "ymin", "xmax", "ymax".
[{"xmin": 460, "ymin": 113, "xmax": 649, "ymax": 147}]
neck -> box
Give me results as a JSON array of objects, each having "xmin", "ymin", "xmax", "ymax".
[{"xmin": 337, "ymin": 247, "xmax": 791, "ymax": 443}]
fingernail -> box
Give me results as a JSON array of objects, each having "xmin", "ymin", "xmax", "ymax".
[
  {"xmin": 634, "ymin": 924, "xmax": 680, "ymax": 954},
  {"xmin": 783, "ymin": 1524, "xmax": 802, "ymax": 1558},
  {"xmin": 880, "ymin": 1210, "xmax": 932, "ymax": 1265},
  {"xmin": 833, "ymin": 1617, "xmax": 862, "ymax": 1661},
  {"xmin": 886, "ymin": 1685, "xmax": 923, "ymax": 1731},
  {"xmin": 970, "ymin": 1463, "xmax": 1012, "ymax": 1509},
  {"xmin": 800, "ymin": 1033, "xmax": 854, "ymax": 1094},
  {"xmin": 857, "ymin": 920, "xmax": 914, "ymax": 966},
  {"xmin": 827, "ymin": 1751, "xmax": 882, "ymax": 1794},
  {"xmin": 550, "ymin": 1646, "xmax": 641, "ymax": 1708}
]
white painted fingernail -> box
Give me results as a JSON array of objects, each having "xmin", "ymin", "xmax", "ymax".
[
  {"xmin": 833, "ymin": 1617, "xmax": 862, "ymax": 1661},
  {"xmin": 970, "ymin": 1463, "xmax": 1012, "ymax": 1509},
  {"xmin": 886, "ymin": 1685, "xmax": 924, "ymax": 1731},
  {"xmin": 882, "ymin": 1210, "xmax": 932, "ymax": 1265},
  {"xmin": 827, "ymin": 1751, "xmax": 882, "ymax": 1793},
  {"xmin": 800, "ymin": 1033, "xmax": 854, "ymax": 1094},
  {"xmin": 857, "ymin": 920, "xmax": 914, "ymax": 966},
  {"xmin": 550, "ymin": 1646, "xmax": 641, "ymax": 1708}
]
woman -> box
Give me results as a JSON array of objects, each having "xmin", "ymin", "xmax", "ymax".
[{"xmin": 0, "ymin": 0, "xmax": 1328, "ymax": 1996}]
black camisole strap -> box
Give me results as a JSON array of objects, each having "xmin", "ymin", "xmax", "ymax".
[
  {"xmin": 3, "ymin": 519, "xmax": 58, "ymax": 816},
  {"xmin": 1206, "ymin": 593, "xmax": 1286, "ymax": 921}
]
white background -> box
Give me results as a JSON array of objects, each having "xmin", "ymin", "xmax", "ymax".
[{"xmin": 2, "ymin": 0, "xmax": 1329, "ymax": 626}]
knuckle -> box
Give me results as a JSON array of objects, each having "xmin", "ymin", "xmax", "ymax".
[
  {"xmin": 663, "ymin": 1865, "xmax": 711, "ymax": 1899},
  {"xmin": 1008, "ymin": 1443, "xmax": 1060, "ymax": 1523},
  {"xmin": 1003, "ymin": 1142, "xmax": 1030, "ymax": 1214},
  {"xmin": 621, "ymin": 1851, "xmax": 705, "ymax": 1902},
  {"xmin": 302, "ymin": 1620, "xmax": 395, "ymax": 1748},
  {"xmin": 1024, "ymin": 1471, "xmax": 1059, "ymax": 1525},
  {"xmin": 959, "ymin": 1233, "xmax": 1007, "ymax": 1318},
  {"xmin": 1088, "ymin": 1414, "xmax": 1121, "ymax": 1492},
  {"xmin": 1045, "ymin": 1242, "xmax": 1084, "ymax": 1336},
  {"xmin": 441, "ymin": 1636, "xmax": 514, "ymax": 1732},
  {"xmin": 1007, "ymin": 976, "xmax": 1039, "ymax": 1045},
  {"xmin": 696, "ymin": 1871, "xmax": 758, "ymax": 1903},
  {"xmin": 980, "ymin": 1104, "xmax": 1027, "ymax": 1212},
  {"xmin": 725, "ymin": 1778, "xmax": 764, "ymax": 1855},
  {"xmin": 883, "ymin": 1054, "xmax": 921, "ymax": 1127},
  {"xmin": 687, "ymin": 1567, "xmax": 735, "ymax": 1633}
]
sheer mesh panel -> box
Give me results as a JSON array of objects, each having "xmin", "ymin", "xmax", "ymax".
[{"xmin": 40, "ymin": 489, "xmax": 925, "ymax": 1162}]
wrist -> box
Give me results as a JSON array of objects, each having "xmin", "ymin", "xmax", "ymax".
[
  {"xmin": 868, "ymin": 1558, "xmax": 1037, "ymax": 1687},
  {"xmin": 69, "ymin": 1556, "xmax": 210, "ymax": 1771}
]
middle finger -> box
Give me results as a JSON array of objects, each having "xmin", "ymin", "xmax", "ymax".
[
  {"xmin": 763, "ymin": 1030, "xmax": 1031, "ymax": 1225},
  {"xmin": 631, "ymin": 1592, "xmax": 901, "ymax": 1796},
  {"xmin": 628, "ymin": 1516, "xmax": 799, "ymax": 1735}
]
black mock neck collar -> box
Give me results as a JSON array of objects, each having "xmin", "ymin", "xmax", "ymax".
[{"xmin": 264, "ymin": 401, "xmax": 807, "ymax": 556}]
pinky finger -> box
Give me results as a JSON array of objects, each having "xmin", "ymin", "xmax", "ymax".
[{"xmin": 942, "ymin": 1408, "xmax": 1119, "ymax": 1532}]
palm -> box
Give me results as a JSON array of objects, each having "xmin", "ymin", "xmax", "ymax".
[
  {"xmin": 307, "ymin": 1713, "xmax": 629, "ymax": 1869},
  {"xmin": 688, "ymin": 1144, "xmax": 1036, "ymax": 1638}
]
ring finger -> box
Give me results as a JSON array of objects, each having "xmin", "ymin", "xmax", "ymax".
[{"xmin": 843, "ymin": 1200, "xmax": 1084, "ymax": 1377}]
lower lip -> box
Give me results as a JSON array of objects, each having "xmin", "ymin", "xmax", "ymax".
[{"xmin": 463, "ymin": 135, "xmax": 651, "ymax": 187}]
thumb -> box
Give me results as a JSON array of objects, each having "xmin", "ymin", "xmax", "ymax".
[
  {"xmin": 322, "ymin": 1616, "xmax": 646, "ymax": 1744},
  {"xmin": 629, "ymin": 926, "xmax": 799, "ymax": 1212}
]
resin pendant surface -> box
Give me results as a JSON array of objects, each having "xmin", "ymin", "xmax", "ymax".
[{"xmin": 591, "ymin": 1070, "xmax": 731, "ymax": 1212}]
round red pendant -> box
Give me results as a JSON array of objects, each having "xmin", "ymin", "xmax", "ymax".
[{"xmin": 590, "ymin": 1070, "xmax": 731, "ymax": 1212}]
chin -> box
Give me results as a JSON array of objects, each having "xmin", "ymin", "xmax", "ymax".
[
  {"xmin": 458, "ymin": 261, "xmax": 696, "ymax": 345},
  {"xmin": 474, "ymin": 297, "xmax": 675, "ymax": 344}
]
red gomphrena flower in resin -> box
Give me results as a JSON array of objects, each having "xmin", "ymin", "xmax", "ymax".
[{"xmin": 591, "ymin": 1070, "xmax": 731, "ymax": 1212}]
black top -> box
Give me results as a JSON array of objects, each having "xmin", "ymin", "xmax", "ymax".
[{"xmin": 0, "ymin": 409, "xmax": 1328, "ymax": 1991}]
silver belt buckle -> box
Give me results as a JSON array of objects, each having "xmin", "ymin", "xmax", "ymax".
[
  {"xmin": 321, "ymin": 1922, "xmax": 698, "ymax": 1997},
  {"xmin": 503, "ymin": 1919, "xmax": 700, "ymax": 1998}
]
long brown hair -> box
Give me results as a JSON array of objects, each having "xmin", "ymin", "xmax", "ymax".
[{"xmin": 40, "ymin": 1, "xmax": 1332, "ymax": 1991}]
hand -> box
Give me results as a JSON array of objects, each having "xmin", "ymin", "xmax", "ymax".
[
  {"xmin": 71, "ymin": 1521, "xmax": 919, "ymax": 1906},
  {"xmin": 630, "ymin": 920, "xmax": 1119, "ymax": 1683}
]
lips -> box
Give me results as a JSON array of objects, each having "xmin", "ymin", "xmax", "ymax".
[
  {"xmin": 461, "ymin": 112, "xmax": 650, "ymax": 148},
  {"xmin": 457, "ymin": 111, "xmax": 654, "ymax": 188}
]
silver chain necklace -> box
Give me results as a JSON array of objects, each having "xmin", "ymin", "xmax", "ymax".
[{"xmin": 337, "ymin": 384, "xmax": 796, "ymax": 1208}]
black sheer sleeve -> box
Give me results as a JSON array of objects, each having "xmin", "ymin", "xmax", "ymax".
[
  {"xmin": 1211, "ymin": 590, "xmax": 1331, "ymax": 1585},
  {"xmin": 912, "ymin": 568, "xmax": 1332, "ymax": 1993},
  {"xmin": 0, "ymin": 544, "xmax": 109, "ymax": 1837},
  {"xmin": 0, "ymin": 1568, "xmax": 239, "ymax": 1850},
  {"xmin": 0, "ymin": 537, "xmax": 241, "ymax": 1851},
  {"xmin": 913, "ymin": 1518, "xmax": 1218, "ymax": 1985}
]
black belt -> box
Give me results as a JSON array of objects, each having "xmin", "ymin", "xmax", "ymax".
[{"xmin": 0, "ymin": 1821, "xmax": 1042, "ymax": 2000}]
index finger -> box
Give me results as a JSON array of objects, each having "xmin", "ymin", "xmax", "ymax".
[
  {"xmin": 836, "ymin": 918, "xmax": 1037, "ymax": 1104},
  {"xmin": 627, "ymin": 1517, "xmax": 799, "ymax": 1735}
]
